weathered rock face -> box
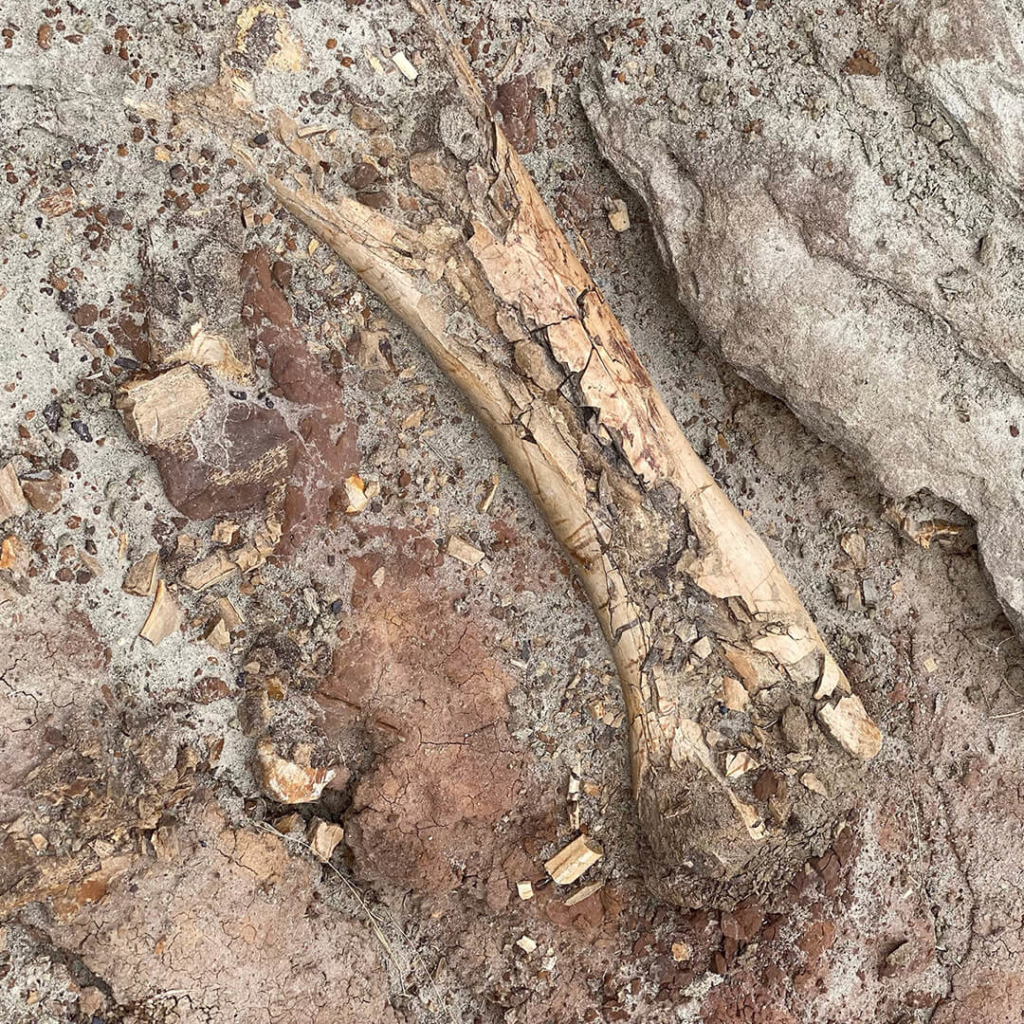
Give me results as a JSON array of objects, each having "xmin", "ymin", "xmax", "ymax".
[{"xmin": 581, "ymin": 0, "xmax": 1024, "ymax": 632}]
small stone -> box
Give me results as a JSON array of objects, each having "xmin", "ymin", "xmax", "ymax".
[
  {"xmin": 392, "ymin": 51, "xmax": 418, "ymax": 80},
  {"xmin": 544, "ymin": 834, "xmax": 603, "ymax": 885},
  {"xmin": 344, "ymin": 474, "xmax": 368, "ymax": 513},
  {"xmin": 0, "ymin": 536, "xmax": 28, "ymax": 576},
  {"xmin": 813, "ymin": 653, "xmax": 849, "ymax": 700},
  {"xmin": 800, "ymin": 772, "xmax": 828, "ymax": 795},
  {"xmin": 671, "ymin": 941, "xmax": 692, "ymax": 962},
  {"xmin": 691, "ymin": 636, "xmax": 713, "ymax": 660},
  {"xmin": 725, "ymin": 751, "xmax": 758, "ymax": 778},
  {"xmin": 781, "ymin": 704, "xmax": 810, "ymax": 752},
  {"xmin": 861, "ymin": 578, "xmax": 879, "ymax": 609},
  {"xmin": 720, "ymin": 675, "xmax": 748, "ymax": 711},
  {"xmin": 564, "ymin": 880, "xmax": 604, "ymax": 907},
  {"xmin": 608, "ymin": 199, "xmax": 630, "ymax": 232},
  {"xmin": 817, "ymin": 694, "xmax": 882, "ymax": 760},
  {"xmin": 350, "ymin": 105, "xmax": 384, "ymax": 131},
  {"xmin": 212, "ymin": 520, "xmax": 239, "ymax": 546},
  {"xmin": 206, "ymin": 618, "xmax": 231, "ymax": 650},
  {"xmin": 272, "ymin": 812, "xmax": 305, "ymax": 835},
  {"xmin": 139, "ymin": 580, "xmax": 182, "ymax": 645},
  {"xmin": 447, "ymin": 535, "xmax": 486, "ymax": 567},
  {"xmin": 123, "ymin": 551, "xmax": 159, "ymax": 597},
  {"xmin": 840, "ymin": 532, "xmax": 867, "ymax": 568},
  {"xmin": 0, "ymin": 463, "xmax": 28, "ymax": 523},
  {"xmin": 516, "ymin": 880, "xmax": 534, "ymax": 900},
  {"xmin": 515, "ymin": 936, "xmax": 538, "ymax": 954},
  {"xmin": 20, "ymin": 473, "xmax": 64, "ymax": 513},
  {"xmin": 306, "ymin": 817, "xmax": 345, "ymax": 863},
  {"xmin": 119, "ymin": 365, "xmax": 210, "ymax": 444},
  {"xmin": 255, "ymin": 736, "xmax": 336, "ymax": 804},
  {"xmin": 38, "ymin": 185, "xmax": 75, "ymax": 217}
]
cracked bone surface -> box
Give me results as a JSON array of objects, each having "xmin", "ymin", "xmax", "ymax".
[{"xmin": 180, "ymin": 2, "xmax": 881, "ymax": 908}]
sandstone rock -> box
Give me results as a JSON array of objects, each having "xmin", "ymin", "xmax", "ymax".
[
  {"xmin": 581, "ymin": 0, "xmax": 1024, "ymax": 634},
  {"xmin": 240, "ymin": 248, "xmax": 359, "ymax": 554}
]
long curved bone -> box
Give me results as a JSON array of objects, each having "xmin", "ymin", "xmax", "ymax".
[{"xmin": 182, "ymin": 2, "xmax": 880, "ymax": 908}]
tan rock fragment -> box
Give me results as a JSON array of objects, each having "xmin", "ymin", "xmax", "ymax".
[
  {"xmin": 691, "ymin": 635, "xmax": 713, "ymax": 659},
  {"xmin": 564, "ymin": 880, "xmax": 604, "ymax": 906},
  {"xmin": 516, "ymin": 880, "xmax": 534, "ymax": 900},
  {"xmin": 817, "ymin": 694, "xmax": 882, "ymax": 760},
  {"xmin": 164, "ymin": 321, "xmax": 250, "ymax": 380},
  {"xmin": 306, "ymin": 817, "xmax": 345, "ymax": 863},
  {"xmin": 182, "ymin": 551, "xmax": 237, "ymax": 591},
  {"xmin": 720, "ymin": 675, "xmax": 748, "ymax": 711},
  {"xmin": 123, "ymin": 551, "xmax": 159, "ymax": 597},
  {"xmin": 391, "ymin": 51, "xmax": 418, "ymax": 80},
  {"xmin": 723, "ymin": 644, "xmax": 763, "ymax": 693},
  {"xmin": 814, "ymin": 652, "xmax": 850, "ymax": 699},
  {"xmin": 255, "ymin": 736, "xmax": 336, "ymax": 804},
  {"xmin": 544, "ymin": 834, "xmax": 604, "ymax": 885},
  {"xmin": 752, "ymin": 629, "xmax": 816, "ymax": 667},
  {"xmin": 212, "ymin": 520, "xmax": 239, "ymax": 545},
  {"xmin": 119, "ymin": 365, "xmax": 210, "ymax": 444},
  {"xmin": 608, "ymin": 199, "xmax": 630, "ymax": 232},
  {"xmin": 206, "ymin": 618, "xmax": 231, "ymax": 650},
  {"xmin": 0, "ymin": 463, "xmax": 27, "ymax": 523},
  {"xmin": 272, "ymin": 812, "xmax": 305, "ymax": 835},
  {"xmin": 447, "ymin": 535, "xmax": 485, "ymax": 567},
  {"xmin": 217, "ymin": 596, "xmax": 244, "ymax": 632},
  {"xmin": 0, "ymin": 536, "xmax": 28, "ymax": 576},
  {"xmin": 344, "ymin": 474, "xmax": 368, "ymax": 513},
  {"xmin": 801, "ymin": 772, "xmax": 828, "ymax": 795},
  {"xmin": 152, "ymin": 825, "xmax": 180, "ymax": 860},
  {"xmin": 724, "ymin": 751, "xmax": 758, "ymax": 778},
  {"xmin": 840, "ymin": 532, "xmax": 868, "ymax": 568},
  {"xmin": 139, "ymin": 581, "xmax": 182, "ymax": 645}
]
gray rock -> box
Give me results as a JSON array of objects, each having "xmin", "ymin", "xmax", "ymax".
[{"xmin": 581, "ymin": 0, "xmax": 1024, "ymax": 633}]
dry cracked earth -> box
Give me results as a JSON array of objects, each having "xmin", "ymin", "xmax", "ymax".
[{"xmin": 1, "ymin": 1, "xmax": 1023, "ymax": 1023}]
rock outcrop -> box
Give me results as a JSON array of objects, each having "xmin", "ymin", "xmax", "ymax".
[{"xmin": 582, "ymin": 0, "xmax": 1024, "ymax": 631}]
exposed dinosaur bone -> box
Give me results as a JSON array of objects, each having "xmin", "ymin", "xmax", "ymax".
[{"xmin": 179, "ymin": 2, "xmax": 880, "ymax": 907}]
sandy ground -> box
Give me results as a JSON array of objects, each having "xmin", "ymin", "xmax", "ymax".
[{"xmin": 1, "ymin": 3, "xmax": 1023, "ymax": 1022}]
